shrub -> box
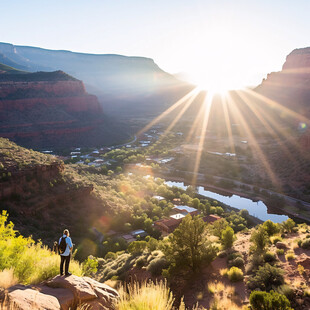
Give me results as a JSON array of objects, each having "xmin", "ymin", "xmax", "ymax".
[
  {"xmin": 228, "ymin": 256, "xmax": 245, "ymax": 268},
  {"xmin": 104, "ymin": 252, "xmax": 117, "ymax": 260},
  {"xmin": 135, "ymin": 257, "xmax": 146, "ymax": 268},
  {"xmin": 227, "ymin": 267, "xmax": 243, "ymax": 282},
  {"xmin": 0, "ymin": 210, "xmax": 82, "ymax": 285},
  {"xmin": 146, "ymin": 257, "xmax": 168, "ymax": 276},
  {"xmin": 271, "ymin": 236, "xmax": 282, "ymax": 245},
  {"xmin": 248, "ymin": 263, "xmax": 284, "ymax": 291},
  {"xmin": 221, "ymin": 226, "xmax": 236, "ymax": 249},
  {"xmin": 263, "ymin": 220, "xmax": 280, "ymax": 236},
  {"xmin": 217, "ymin": 251, "xmax": 227, "ymax": 258},
  {"xmin": 249, "ymin": 290, "xmax": 292, "ymax": 310},
  {"xmin": 297, "ymin": 264, "xmax": 305, "ymax": 276},
  {"xmin": 276, "ymin": 249, "xmax": 284, "ymax": 256},
  {"xmin": 285, "ymin": 251, "xmax": 295, "ymax": 261},
  {"xmin": 227, "ymin": 252, "xmax": 242, "ymax": 261},
  {"xmin": 128, "ymin": 241, "xmax": 148, "ymax": 255},
  {"xmin": 82, "ymin": 256, "xmax": 98, "ymax": 276},
  {"xmin": 281, "ymin": 219, "xmax": 296, "ymax": 233},
  {"xmin": 250, "ymin": 226, "xmax": 269, "ymax": 254},
  {"xmin": 264, "ymin": 251, "xmax": 277, "ymax": 263},
  {"xmin": 276, "ymin": 284, "xmax": 294, "ymax": 300},
  {"xmin": 300, "ymin": 238, "xmax": 310, "ymax": 249}
]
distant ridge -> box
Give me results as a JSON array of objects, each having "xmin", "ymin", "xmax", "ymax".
[
  {"xmin": 0, "ymin": 62, "xmax": 130, "ymax": 148},
  {"xmin": 0, "ymin": 42, "xmax": 190, "ymax": 120}
]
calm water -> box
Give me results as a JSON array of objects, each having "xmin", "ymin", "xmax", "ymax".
[{"xmin": 165, "ymin": 181, "xmax": 288, "ymax": 223}]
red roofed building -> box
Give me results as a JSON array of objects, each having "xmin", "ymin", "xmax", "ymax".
[{"xmin": 154, "ymin": 217, "xmax": 182, "ymax": 235}]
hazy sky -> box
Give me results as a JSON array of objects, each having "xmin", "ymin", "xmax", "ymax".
[{"xmin": 0, "ymin": 0, "xmax": 309, "ymax": 88}]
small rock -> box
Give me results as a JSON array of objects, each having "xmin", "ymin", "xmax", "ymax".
[{"xmin": 276, "ymin": 242, "xmax": 287, "ymax": 249}]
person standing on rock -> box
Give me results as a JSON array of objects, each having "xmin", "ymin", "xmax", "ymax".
[{"xmin": 58, "ymin": 229, "xmax": 73, "ymax": 276}]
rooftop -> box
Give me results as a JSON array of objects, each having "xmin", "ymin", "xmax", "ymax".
[
  {"xmin": 170, "ymin": 213, "xmax": 185, "ymax": 220},
  {"xmin": 173, "ymin": 205, "xmax": 198, "ymax": 214}
]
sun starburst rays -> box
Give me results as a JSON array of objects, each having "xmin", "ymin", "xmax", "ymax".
[
  {"xmin": 192, "ymin": 91, "xmax": 213, "ymax": 186},
  {"xmin": 135, "ymin": 70, "xmax": 309, "ymax": 191},
  {"xmin": 225, "ymin": 91, "xmax": 280, "ymax": 189}
]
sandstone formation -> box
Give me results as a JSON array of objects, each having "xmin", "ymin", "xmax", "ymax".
[
  {"xmin": 1, "ymin": 275, "xmax": 119, "ymax": 310},
  {"xmin": 0, "ymin": 42, "xmax": 190, "ymax": 121},
  {"xmin": 0, "ymin": 69, "xmax": 129, "ymax": 148},
  {"xmin": 256, "ymin": 47, "xmax": 310, "ymax": 114}
]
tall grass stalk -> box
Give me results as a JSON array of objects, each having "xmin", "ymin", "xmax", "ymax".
[{"xmin": 116, "ymin": 281, "xmax": 175, "ymax": 310}]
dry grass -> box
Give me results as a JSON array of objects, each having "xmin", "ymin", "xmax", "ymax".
[
  {"xmin": 116, "ymin": 281, "xmax": 175, "ymax": 310},
  {"xmin": 0, "ymin": 269, "xmax": 18, "ymax": 289},
  {"xmin": 285, "ymin": 251, "xmax": 295, "ymax": 261},
  {"xmin": 210, "ymin": 297, "xmax": 245, "ymax": 310},
  {"xmin": 219, "ymin": 268, "xmax": 228, "ymax": 276},
  {"xmin": 207, "ymin": 281, "xmax": 225, "ymax": 295}
]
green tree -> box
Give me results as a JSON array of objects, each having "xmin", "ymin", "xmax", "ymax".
[
  {"xmin": 263, "ymin": 220, "xmax": 280, "ymax": 236},
  {"xmin": 163, "ymin": 215, "xmax": 218, "ymax": 273},
  {"xmin": 221, "ymin": 226, "xmax": 236, "ymax": 249},
  {"xmin": 250, "ymin": 226, "xmax": 269, "ymax": 254},
  {"xmin": 128, "ymin": 241, "xmax": 147, "ymax": 255}
]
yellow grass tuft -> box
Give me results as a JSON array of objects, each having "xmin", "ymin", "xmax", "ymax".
[
  {"xmin": 116, "ymin": 281, "xmax": 175, "ymax": 310},
  {"xmin": 0, "ymin": 268, "xmax": 18, "ymax": 289},
  {"xmin": 210, "ymin": 297, "xmax": 244, "ymax": 310},
  {"xmin": 219, "ymin": 268, "xmax": 228, "ymax": 276},
  {"xmin": 207, "ymin": 281, "xmax": 225, "ymax": 294}
]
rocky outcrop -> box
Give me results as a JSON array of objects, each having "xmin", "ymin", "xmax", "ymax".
[
  {"xmin": 256, "ymin": 47, "xmax": 310, "ymax": 113},
  {"xmin": 0, "ymin": 69, "xmax": 128, "ymax": 148},
  {"xmin": 1, "ymin": 275, "xmax": 119, "ymax": 310}
]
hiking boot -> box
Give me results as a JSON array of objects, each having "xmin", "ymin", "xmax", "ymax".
[{"xmin": 65, "ymin": 272, "xmax": 72, "ymax": 276}]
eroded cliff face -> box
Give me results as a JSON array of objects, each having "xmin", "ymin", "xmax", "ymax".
[
  {"xmin": 255, "ymin": 47, "xmax": 310, "ymax": 150},
  {"xmin": 256, "ymin": 47, "xmax": 310, "ymax": 109},
  {"xmin": 0, "ymin": 72, "xmax": 114, "ymax": 148}
]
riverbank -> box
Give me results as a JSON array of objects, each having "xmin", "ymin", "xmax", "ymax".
[{"xmin": 156, "ymin": 172, "xmax": 310, "ymax": 224}]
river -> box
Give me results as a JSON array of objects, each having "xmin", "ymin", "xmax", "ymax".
[{"xmin": 165, "ymin": 181, "xmax": 289, "ymax": 223}]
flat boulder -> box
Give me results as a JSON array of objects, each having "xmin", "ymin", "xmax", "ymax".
[
  {"xmin": 47, "ymin": 275, "xmax": 97, "ymax": 303},
  {"xmin": 6, "ymin": 286, "xmax": 60, "ymax": 310},
  {"xmin": 1, "ymin": 276, "xmax": 118, "ymax": 310}
]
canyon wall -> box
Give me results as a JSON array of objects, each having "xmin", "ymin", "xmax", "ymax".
[{"xmin": 0, "ymin": 71, "xmax": 115, "ymax": 148}]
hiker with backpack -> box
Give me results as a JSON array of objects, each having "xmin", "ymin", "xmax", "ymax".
[{"xmin": 59, "ymin": 229, "xmax": 73, "ymax": 276}]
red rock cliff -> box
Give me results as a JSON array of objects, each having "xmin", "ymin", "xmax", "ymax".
[{"xmin": 0, "ymin": 71, "xmax": 109, "ymax": 148}]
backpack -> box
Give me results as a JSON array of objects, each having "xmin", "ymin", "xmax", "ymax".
[{"xmin": 58, "ymin": 236, "xmax": 67, "ymax": 254}]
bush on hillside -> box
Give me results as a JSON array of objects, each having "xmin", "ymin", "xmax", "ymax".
[
  {"xmin": 146, "ymin": 257, "xmax": 168, "ymax": 276},
  {"xmin": 82, "ymin": 256, "xmax": 98, "ymax": 276},
  {"xmin": 263, "ymin": 220, "xmax": 280, "ymax": 236},
  {"xmin": 221, "ymin": 226, "xmax": 236, "ymax": 249},
  {"xmin": 227, "ymin": 267, "xmax": 243, "ymax": 282},
  {"xmin": 281, "ymin": 219, "xmax": 296, "ymax": 233},
  {"xmin": 300, "ymin": 238, "xmax": 310, "ymax": 249},
  {"xmin": 248, "ymin": 263, "xmax": 284, "ymax": 291},
  {"xmin": 250, "ymin": 226, "xmax": 269, "ymax": 254},
  {"xmin": 0, "ymin": 210, "xmax": 82, "ymax": 285},
  {"xmin": 249, "ymin": 290, "xmax": 292, "ymax": 310},
  {"xmin": 228, "ymin": 256, "xmax": 245, "ymax": 268},
  {"xmin": 264, "ymin": 251, "xmax": 277, "ymax": 263}
]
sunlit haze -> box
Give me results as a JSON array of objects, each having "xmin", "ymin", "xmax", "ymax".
[{"xmin": 0, "ymin": 0, "xmax": 309, "ymax": 90}]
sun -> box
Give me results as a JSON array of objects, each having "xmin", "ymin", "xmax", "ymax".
[{"xmin": 188, "ymin": 70, "xmax": 241, "ymax": 95}]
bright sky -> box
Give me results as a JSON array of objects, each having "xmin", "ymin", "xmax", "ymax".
[{"xmin": 0, "ymin": 0, "xmax": 309, "ymax": 89}]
